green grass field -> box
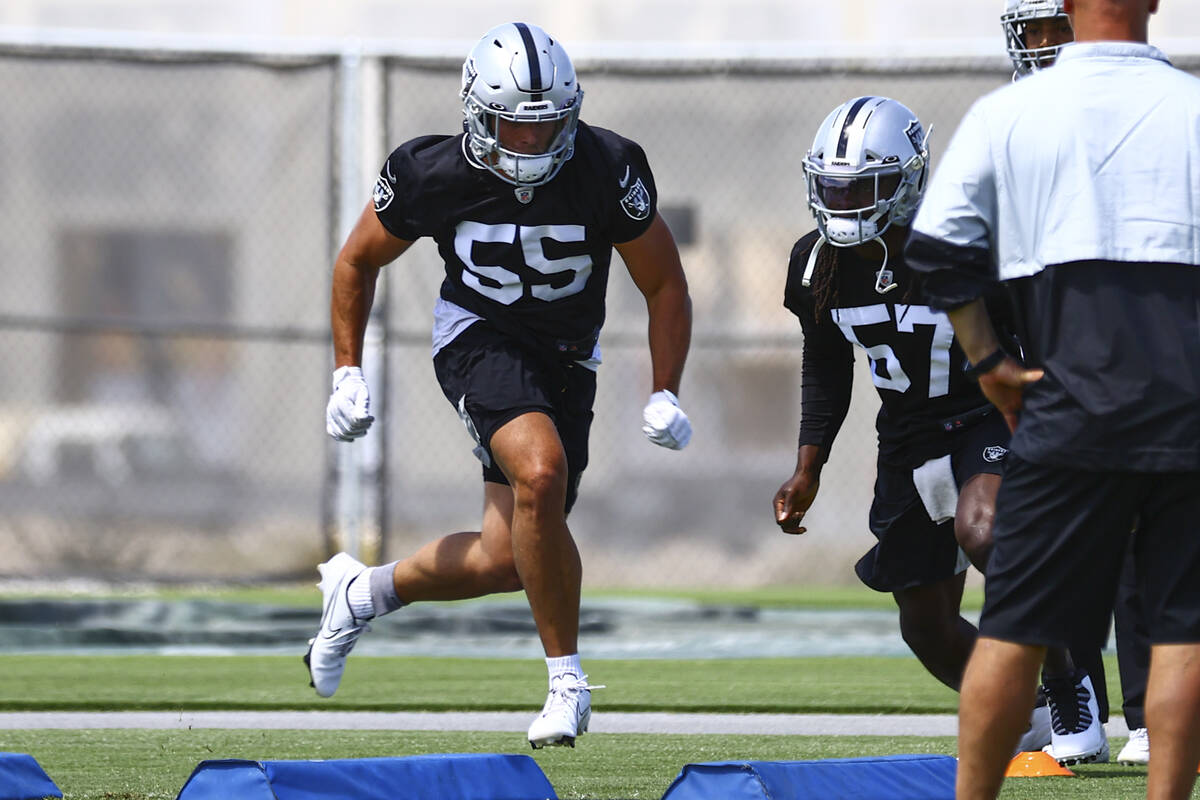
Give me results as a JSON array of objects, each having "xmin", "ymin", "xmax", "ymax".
[
  {"xmin": 0, "ymin": 728, "xmax": 1160, "ymax": 800},
  {"xmin": 0, "ymin": 652, "xmax": 1174, "ymax": 799},
  {"xmin": 0, "ymin": 587, "xmax": 1183, "ymax": 798}
]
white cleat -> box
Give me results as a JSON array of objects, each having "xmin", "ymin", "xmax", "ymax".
[
  {"xmin": 304, "ymin": 552, "xmax": 370, "ymax": 698},
  {"xmin": 1117, "ymin": 727, "xmax": 1149, "ymax": 765},
  {"xmin": 527, "ymin": 674, "xmax": 601, "ymax": 749},
  {"xmin": 1043, "ymin": 673, "xmax": 1109, "ymax": 765},
  {"xmin": 1016, "ymin": 691, "xmax": 1052, "ymax": 753}
]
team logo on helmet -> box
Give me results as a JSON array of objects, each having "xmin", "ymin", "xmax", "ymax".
[
  {"xmin": 904, "ymin": 120, "xmax": 925, "ymax": 156},
  {"xmin": 983, "ymin": 445, "xmax": 1009, "ymax": 463},
  {"xmin": 372, "ymin": 175, "xmax": 394, "ymax": 212},
  {"xmin": 620, "ymin": 177, "xmax": 650, "ymax": 220}
]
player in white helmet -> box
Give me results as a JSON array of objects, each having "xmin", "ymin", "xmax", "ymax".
[
  {"xmin": 1002, "ymin": 0, "xmax": 1074, "ymax": 78},
  {"xmin": 308, "ymin": 22, "xmax": 693, "ymax": 750},
  {"xmin": 777, "ymin": 95, "xmax": 1010, "ymax": 699}
]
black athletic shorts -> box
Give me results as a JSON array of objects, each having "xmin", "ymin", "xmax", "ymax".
[
  {"xmin": 432, "ymin": 321, "xmax": 596, "ymax": 514},
  {"xmin": 856, "ymin": 412, "xmax": 1009, "ymax": 592},
  {"xmin": 980, "ymin": 455, "xmax": 1200, "ymax": 650}
]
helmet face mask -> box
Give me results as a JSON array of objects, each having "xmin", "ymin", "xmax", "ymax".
[
  {"xmin": 1002, "ymin": 0, "xmax": 1074, "ymax": 77},
  {"xmin": 461, "ymin": 22, "xmax": 584, "ymax": 187},
  {"xmin": 803, "ymin": 96, "xmax": 929, "ymax": 248}
]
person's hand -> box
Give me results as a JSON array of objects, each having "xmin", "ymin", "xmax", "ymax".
[
  {"xmin": 977, "ymin": 358, "xmax": 1044, "ymax": 433},
  {"xmin": 326, "ymin": 366, "xmax": 375, "ymax": 441},
  {"xmin": 641, "ymin": 390, "xmax": 692, "ymax": 450},
  {"xmin": 774, "ymin": 472, "xmax": 820, "ymax": 535}
]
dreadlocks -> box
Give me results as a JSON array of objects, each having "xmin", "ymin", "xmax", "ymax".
[{"xmin": 809, "ymin": 237, "xmax": 922, "ymax": 323}]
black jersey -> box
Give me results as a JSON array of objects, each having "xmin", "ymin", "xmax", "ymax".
[
  {"xmin": 784, "ymin": 230, "xmax": 992, "ymax": 468},
  {"xmin": 373, "ymin": 121, "xmax": 657, "ymax": 356}
]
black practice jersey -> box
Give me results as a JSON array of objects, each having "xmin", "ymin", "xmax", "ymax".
[
  {"xmin": 373, "ymin": 121, "xmax": 657, "ymax": 355},
  {"xmin": 784, "ymin": 230, "xmax": 992, "ymax": 468}
]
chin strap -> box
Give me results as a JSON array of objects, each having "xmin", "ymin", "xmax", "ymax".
[
  {"xmin": 874, "ymin": 237, "xmax": 899, "ymax": 294},
  {"xmin": 801, "ymin": 236, "xmax": 825, "ymax": 288},
  {"xmin": 804, "ymin": 233, "xmax": 899, "ymax": 295}
]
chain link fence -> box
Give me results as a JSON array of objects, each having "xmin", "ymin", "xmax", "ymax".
[{"xmin": 3, "ymin": 38, "xmax": 1195, "ymax": 586}]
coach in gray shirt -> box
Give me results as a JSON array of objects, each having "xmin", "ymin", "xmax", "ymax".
[{"xmin": 905, "ymin": 0, "xmax": 1200, "ymax": 797}]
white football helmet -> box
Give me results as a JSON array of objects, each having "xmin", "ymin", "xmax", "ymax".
[
  {"xmin": 1002, "ymin": 0, "xmax": 1073, "ymax": 77},
  {"xmin": 461, "ymin": 22, "xmax": 583, "ymax": 187},
  {"xmin": 803, "ymin": 96, "xmax": 930, "ymax": 249}
]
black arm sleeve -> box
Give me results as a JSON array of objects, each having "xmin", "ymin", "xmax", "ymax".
[
  {"xmin": 904, "ymin": 230, "xmax": 997, "ymax": 310},
  {"xmin": 794, "ymin": 296, "xmax": 855, "ymax": 460}
]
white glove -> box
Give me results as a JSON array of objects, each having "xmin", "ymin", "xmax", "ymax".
[
  {"xmin": 326, "ymin": 366, "xmax": 375, "ymax": 441},
  {"xmin": 641, "ymin": 389, "xmax": 692, "ymax": 450}
]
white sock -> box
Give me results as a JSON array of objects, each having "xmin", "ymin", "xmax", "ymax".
[
  {"xmin": 546, "ymin": 654, "xmax": 583, "ymax": 688},
  {"xmin": 346, "ymin": 570, "xmax": 375, "ymax": 620}
]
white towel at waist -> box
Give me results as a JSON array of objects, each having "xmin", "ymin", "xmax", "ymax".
[{"xmin": 912, "ymin": 454, "xmax": 958, "ymax": 523}]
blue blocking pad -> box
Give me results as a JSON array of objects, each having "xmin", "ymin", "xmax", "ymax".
[
  {"xmin": 175, "ymin": 753, "xmax": 557, "ymax": 800},
  {"xmin": 0, "ymin": 752, "xmax": 63, "ymax": 800},
  {"xmin": 660, "ymin": 754, "xmax": 957, "ymax": 800}
]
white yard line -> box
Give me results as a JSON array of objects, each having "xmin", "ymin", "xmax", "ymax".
[{"xmin": 0, "ymin": 711, "xmax": 1133, "ymax": 737}]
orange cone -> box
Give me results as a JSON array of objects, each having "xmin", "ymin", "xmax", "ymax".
[{"xmin": 1005, "ymin": 750, "xmax": 1077, "ymax": 777}]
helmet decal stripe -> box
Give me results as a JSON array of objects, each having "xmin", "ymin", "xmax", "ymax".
[
  {"xmin": 836, "ymin": 96, "xmax": 875, "ymax": 159},
  {"xmin": 513, "ymin": 22, "xmax": 545, "ymax": 99}
]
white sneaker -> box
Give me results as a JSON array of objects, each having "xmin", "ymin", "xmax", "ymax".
[
  {"xmin": 527, "ymin": 674, "xmax": 599, "ymax": 749},
  {"xmin": 1016, "ymin": 691, "xmax": 1052, "ymax": 753},
  {"xmin": 1043, "ymin": 673, "xmax": 1109, "ymax": 765},
  {"xmin": 1117, "ymin": 727, "xmax": 1149, "ymax": 765},
  {"xmin": 304, "ymin": 552, "xmax": 370, "ymax": 698}
]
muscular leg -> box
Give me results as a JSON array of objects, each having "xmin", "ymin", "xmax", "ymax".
[
  {"xmin": 893, "ymin": 571, "xmax": 976, "ymax": 691},
  {"xmin": 957, "ymin": 637, "xmax": 1045, "ymax": 800},
  {"xmin": 388, "ymin": 482, "xmax": 522, "ymax": 602},
  {"xmin": 957, "ymin": 473, "xmax": 1089, "ymax": 702},
  {"xmin": 955, "ymin": 473, "xmax": 998, "ymax": 573},
  {"xmin": 488, "ymin": 411, "xmax": 581, "ymax": 658},
  {"xmin": 1145, "ymin": 643, "xmax": 1200, "ymax": 800}
]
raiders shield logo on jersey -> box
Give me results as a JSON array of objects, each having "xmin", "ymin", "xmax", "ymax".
[
  {"xmin": 373, "ymin": 175, "xmax": 394, "ymax": 212},
  {"xmin": 983, "ymin": 445, "xmax": 1008, "ymax": 463},
  {"xmin": 620, "ymin": 177, "xmax": 651, "ymax": 221}
]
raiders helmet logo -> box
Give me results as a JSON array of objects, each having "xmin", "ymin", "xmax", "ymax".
[
  {"xmin": 982, "ymin": 445, "xmax": 1008, "ymax": 463},
  {"xmin": 372, "ymin": 175, "xmax": 394, "ymax": 212},
  {"xmin": 620, "ymin": 177, "xmax": 651, "ymax": 221},
  {"xmin": 904, "ymin": 119, "xmax": 925, "ymax": 154}
]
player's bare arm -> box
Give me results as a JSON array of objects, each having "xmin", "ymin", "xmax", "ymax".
[
  {"xmin": 774, "ymin": 444, "xmax": 826, "ymax": 535},
  {"xmin": 615, "ymin": 212, "xmax": 692, "ymax": 395},
  {"xmin": 330, "ymin": 200, "xmax": 413, "ymax": 368}
]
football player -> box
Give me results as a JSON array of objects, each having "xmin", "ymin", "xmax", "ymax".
[
  {"xmin": 307, "ymin": 22, "xmax": 693, "ymax": 750},
  {"xmin": 1002, "ymin": 0, "xmax": 1076, "ymax": 78},
  {"xmin": 774, "ymin": 96, "xmax": 1085, "ymax": 750},
  {"xmin": 775, "ymin": 95, "xmax": 1006, "ymax": 698}
]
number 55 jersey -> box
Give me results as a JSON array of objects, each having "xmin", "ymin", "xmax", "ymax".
[
  {"xmin": 784, "ymin": 229, "xmax": 1000, "ymax": 469},
  {"xmin": 372, "ymin": 120, "xmax": 657, "ymax": 364}
]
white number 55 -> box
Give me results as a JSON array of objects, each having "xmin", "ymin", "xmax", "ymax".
[{"xmin": 454, "ymin": 222, "xmax": 593, "ymax": 304}]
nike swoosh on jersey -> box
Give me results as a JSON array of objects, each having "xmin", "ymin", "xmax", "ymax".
[{"xmin": 619, "ymin": 165, "xmax": 630, "ymax": 188}]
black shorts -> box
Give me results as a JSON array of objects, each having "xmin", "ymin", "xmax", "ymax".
[
  {"xmin": 980, "ymin": 454, "xmax": 1200, "ymax": 650},
  {"xmin": 432, "ymin": 322, "xmax": 596, "ymax": 514},
  {"xmin": 855, "ymin": 413, "xmax": 1009, "ymax": 593}
]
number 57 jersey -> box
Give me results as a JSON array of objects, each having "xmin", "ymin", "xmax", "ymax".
[
  {"xmin": 372, "ymin": 121, "xmax": 658, "ymax": 360},
  {"xmin": 784, "ymin": 230, "xmax": 996, "ymax": 468}
]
